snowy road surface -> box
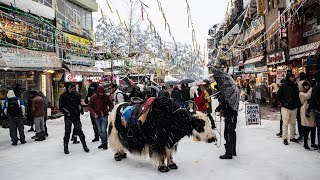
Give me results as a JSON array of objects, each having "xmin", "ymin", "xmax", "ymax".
[{"xmin": 0, "ymin": 101, "xmax": 319, "ymax": 180}]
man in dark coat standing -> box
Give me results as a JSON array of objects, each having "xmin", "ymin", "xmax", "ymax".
[
  {"xmin": 59, "ymin": 83, "xmax": 89, "ymax": 154},
  {"xmin": 85, "ymin": 82, "xmax": 100, "ymax": 142},
  {"xmin": 215, "ymin": 93, "xmax": 238, "ymax": 159},
  {"xmin": 277, "ymin": 72, "xmax": 300, "ymax": 145},
  {"xmin": 88, "ymin": 86, "xmax": 114, "ymax": 150}
]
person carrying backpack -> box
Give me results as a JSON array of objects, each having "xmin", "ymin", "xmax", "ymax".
[
  {"xmin": 109, "ymin": 84, "xmax": 125, "ymax": 105},
  {"xmin": 2, "ymin": 90, "xmax": 26, "ymax": 145}
]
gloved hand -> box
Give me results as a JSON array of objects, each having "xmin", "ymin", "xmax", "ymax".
[{"xmin": 80, "ymin": 110, "xmax": 84, "ymax": 115}]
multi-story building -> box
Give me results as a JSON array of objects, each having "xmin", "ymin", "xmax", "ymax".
[
  {"xmin": 0, "ymin": 0, "xmax": 99, "ymax": 110},
  {"xmin": 0, "ymin": 0, "xmax": 61, "ymax": 107}
]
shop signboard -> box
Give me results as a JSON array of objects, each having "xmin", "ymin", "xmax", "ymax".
[
  {"xmin": 64, "ymin": 54, "xmax": 92, "ymax": 66},
  {"xmin": 289, "ymin": 41, "xmax": 320, "ymax": 56},
  {"xmin": 267, "ymin": 52, "xmax": 285, "ymax": 65},
  {"xmin": 254, "ymin": 65, "xmax": 267, "ymax": 73},
  {"xmin": 244, "ymin": 64, "xmax": 254, "ymax": 73},
  {"xmin": 276, "ymin": 69, "xmax": 287, "ymax": 84},
  {"xmin": 0, "ymin": 47, "xmax": 61, "ymax": 68},
  {"xmin": 245, "ymin": 103, "xmax": 261, "ymax": 125},
  {"xmin": 64, "ymin": 73, "xmax": 83, "ymax": 82},
  {"xmin": 303, "ymin": 27, "xmax": 320, "ymax": 37}
]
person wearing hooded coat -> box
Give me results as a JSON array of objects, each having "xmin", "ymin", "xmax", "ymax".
[
  {"xmin": 277, "ymin": 72, "xmax": 301, "ymax": 145},
  {"xmin": 2, "ymin": 90, "xmax": 26, "ymax": 145},
  {"xmin": 59, "ymin": 83, "xmax": 89, "ymax": 154},
  {"xmin": 306, "ymin": 69, "xmax": 320, "ymax": 153},
  {"xmin": 215, "ymin": 85, "xmax": 238, "ymax": 159},
  {"xmin": 84, "ymin": 82, "xmax": 100, "ymax": 142},
  {"xmin": 88, "ymin": 86, "xmax": 114, "ymax": 150}
]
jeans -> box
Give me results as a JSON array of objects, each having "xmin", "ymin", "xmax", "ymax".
[
  {"xmin": 95, "ymin": 117, "xmax": 108, "ymax": 144},
  {"xmin": 315, "ymin": 111, "xmax": 320, "ymax": 147}
]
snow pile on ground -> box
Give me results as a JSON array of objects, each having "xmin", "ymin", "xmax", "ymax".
[{"xmin": 0, "ymin": 101, "xmax": 319, "ymax": 180}]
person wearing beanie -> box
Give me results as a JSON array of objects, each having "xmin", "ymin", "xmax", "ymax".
[{"xmin": 59, "ymin": 82, "xmax": 89, "ymax": 154}]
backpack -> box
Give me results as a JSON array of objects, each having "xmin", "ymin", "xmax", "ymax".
[
  {"xmin": 115, "ymin": 91, "xmax": 130, "ymax": 103},
  {"xmin": 7, "ymin": 97, "xmax": 22, "ymax": 117}
]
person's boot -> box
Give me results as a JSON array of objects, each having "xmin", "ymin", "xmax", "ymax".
[
  {"xmin": 64, "ymin": 143, "xmax": 69, "ymax": 154},
  {"xmin": 73, "ymin": 136, "xmax": 80, "ymax": 144},
  {"xmin": 79, "ymin": 134, "xmax": 89, "ymax": 153},
  {"xmin": 28, "ymin": 127, "xmax": 34, "ymax": 132},
  {"xmin": 290, "ymin": 138, "xmax": 299, "ymax": 143},
  {"xmin": 219, "ymin": 144, "xmax": 233, "ymax": 159},
  {"xmin": 304, "ymin": 144, "xmax": 311, "ymax": 151},
  {"xmin": 311, "ymin": 144, "xmax": 318, "ymax": 150},
  {"xmin": 98, "ymin": 144, "xmax": 104, "ymax": 149},
  {"xmin": 42, "ymin": 132, "xmax": 46, "ymax": 140},
  {"xmin": 276, "ymin": 132, "xmax": 282, "ymax": 137},
  {"xmin": 103, "ymin": 143, "xmax": 108, "ymax": 150},
  {"xmin": 92, "ymin": 134, "xmax": 99, "ymax": 142},
  {"xmin": 35, "ymin": 133, "xmax": 43, "ymax": 141},
  {"xmin": 31, "ymin": 134, "xmax": 37, "ymax": 139},
  {"xmin": 283, "ymin": 139, "xmax": 289, "ymax": 145}
]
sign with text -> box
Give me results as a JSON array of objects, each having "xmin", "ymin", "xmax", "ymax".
[
  {"xmin": 267, "ymin": 52, "xmax": 285, "ymax": 65},
  {"xmin": 276, "ymin": 69, "xmax": 287, "ymax": 84},
  {"xmin": 245, "ymin": 104, "xmax": 261, "ymax": 125},
  {"xmin": 0, "ymin": 47, "xmax": 61, "ymax": 68},
  {"xmin": 64, "ymin": 73, "xmax": 83, "ymax": 82}
]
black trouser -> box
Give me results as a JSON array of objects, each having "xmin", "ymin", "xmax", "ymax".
[
  {"xmin": 9, "ymin": 116, "xmax": 25, "ymax": 143},
  {"xmin": 63, "ymin": 117, "xmax": 86, "ymax": 146},
  {"xmin": 279, "ymin": 108, "xmax": 283, "ymax": 134},
  {"xmin": 44, "ymin": 115, "xmax": 48, "ymax": 135},
  {"xmin": 224, "ymin": 115, "xmax": 237, "ymax": 155},
  {"xmin": 303, "ymin": 126, "xmax": 316, "ymax": 146},
  {"xmin": 90, "ymin": 114, "xmax": 99, "ymax": 139},
  {"xmin": 207, "ymin": 108, "xmax": 216, "ymax": 129},
  {"xmin": 297, "ymin": 107, "xmax": 303, "ymax": 138}
]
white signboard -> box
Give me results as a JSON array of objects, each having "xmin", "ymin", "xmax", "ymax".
[
  {"xmin": 267, "ymin": 52, "xmax": 285, "ymax": 65},
  {"xmin": 64, "ymin": 73, "xmax": 83, "ymax": 82},
  {"xmin": 0, "ymin": 47, "xmax": 61, "ymax": 68},
  {"xmin": 64, "ymin": 54, "xmax": 92, "ymax": 66},
  {"xmin": 276, "ymin": 70, "xmax": 287, "ymax": 84},
  {"xmin": 245, "ymin": 104, "xmax": 261, "ymax": 125}
]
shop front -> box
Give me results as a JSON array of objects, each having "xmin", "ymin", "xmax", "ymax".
[
  {"xmin": 289, "ymin": 41, "xmax": 320, "ymax": 79},
  {"xmin": 267, "ymin": 51, "xmax": 287, "ymax": 84},
  {"xmin": 0, "ymin": 47, "xmax": 62, "ymax": 107}
]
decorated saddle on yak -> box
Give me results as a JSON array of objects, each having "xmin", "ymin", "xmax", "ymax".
[{"xmin": 115, "ymin": 97, "xmax": 156, "ymax": 151}]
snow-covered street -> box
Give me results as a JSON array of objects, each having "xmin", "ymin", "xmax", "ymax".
[{"xmin": 0, "ymin": 102, "xmax": 320, "ymax": 180}]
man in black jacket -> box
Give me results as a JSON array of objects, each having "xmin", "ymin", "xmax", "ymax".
[
  {"xmin": 215, "ymin": 87, "xmax": 238, "ymax": 159},
  {"xmin": 59, "ymin": 83, "xmax": 89, "ymax": 154},
  {"xmin": 306, "ymin": 69, "xmax": 320, "ymax": 152},
  {"xmin": 277, "ymin": 73, "xmax": 300, "ymax": 145},
  {"xmin": 84, "ymin": 82, "xmax": 99, "ymax": 142}
]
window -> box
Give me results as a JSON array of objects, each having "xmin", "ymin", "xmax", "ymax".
[{"xmin": 32, "ymin": 0, "xmax": 52, "ymax": 7}]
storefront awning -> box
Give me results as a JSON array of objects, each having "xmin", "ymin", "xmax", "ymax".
[
  {"xmin": 65, "ymin": 64, "xmax": 104, "ymax": 75},
  {"xmin": 290, "ymin": 49, "xmax": 318, "ymax": 61},
  {"xmin": 289, "ymin": 41, "xmax": 320, "ymax": 60},
  {"xmin": 244, "ymin": 56, "xmax": 264, "ymax": 65}
]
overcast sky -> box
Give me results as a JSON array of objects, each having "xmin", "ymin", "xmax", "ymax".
[{"xmin": 93, "ymin": 0, "xmax": 229, "ymax": 49}]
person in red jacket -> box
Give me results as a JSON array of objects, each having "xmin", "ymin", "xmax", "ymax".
[{"xmin": 88, "ymin": 86, "xmax": 114, "ymax": 150}]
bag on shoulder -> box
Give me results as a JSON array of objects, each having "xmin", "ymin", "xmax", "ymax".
[
  {"xmin": 7, "ymin": 97, "xmax": 22, "ymax": 117},
  {"xmin": 116, "ymin": 91, "xmax": 130, "ymax": 102}
]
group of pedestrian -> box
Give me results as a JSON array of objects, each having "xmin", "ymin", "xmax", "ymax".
[{"xmin": 276, "ymin": 69, "xmax": 320, "ymax": 152}]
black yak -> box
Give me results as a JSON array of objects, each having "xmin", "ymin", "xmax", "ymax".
[{"xmin": 108, "ymin": 97, "xmax": 216, "ymax": 172}]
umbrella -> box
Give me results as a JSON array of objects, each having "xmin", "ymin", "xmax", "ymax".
[
  {"xmin": 211, "ymin": 67, "xmax": 239, "ymax": 112},
  {"xmin": 180, "ymin": 79, "xmax": 194, "ymax": 84}
]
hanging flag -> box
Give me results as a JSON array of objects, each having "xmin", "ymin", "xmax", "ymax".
[
  {"xmin": 106, "ymin": 0, "xmax": 113, "ymax": 13},
  {"xmin": 141, "ymin": 3, "xmax": 144, "ymax": 20},
  {"xmin": 10, "ymin": 3, "xmax": 15, "ymax": 18}
]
